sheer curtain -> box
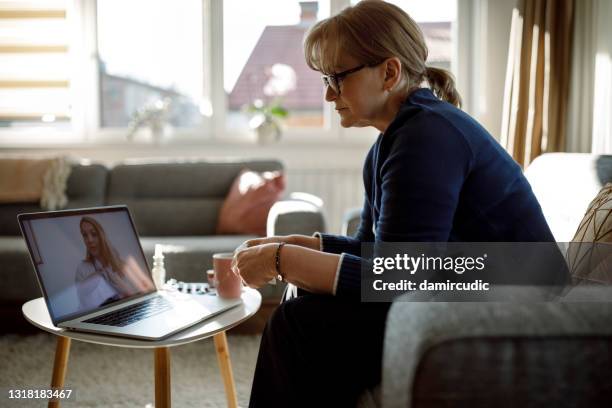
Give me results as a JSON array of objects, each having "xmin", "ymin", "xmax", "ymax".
[
  {"xmin": 566, "ymin": 0, "xmax": 612, "ymax": 155},
  {"xmin": 566, "ymin": 0, "xmax": 596, "ymax": 153},
  {"xmin": 591, "ymin": 0, "xmax": 612, "ymax": 154},
  {"xmin": 500, "ymin": 0, "xmax": 574, "ymax": 167}
]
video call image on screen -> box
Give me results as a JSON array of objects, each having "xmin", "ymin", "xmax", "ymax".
[{"xmin": 21, "ymin": 210, "xmax": 155, "ymax": 321}]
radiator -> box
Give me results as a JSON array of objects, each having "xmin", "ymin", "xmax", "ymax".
[{"xmin": 286, "ymin": 168, "xmax": 364, "ymax": 234}]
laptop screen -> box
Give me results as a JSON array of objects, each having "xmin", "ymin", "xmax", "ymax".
[{"xmin": 20, "ymin": 207, "xmax": 156, "ymax": 323}]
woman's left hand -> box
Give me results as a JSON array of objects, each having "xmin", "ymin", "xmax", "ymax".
[{"xmin": 232, "ymin": 243, "xmax": 279, "ymax": 288}]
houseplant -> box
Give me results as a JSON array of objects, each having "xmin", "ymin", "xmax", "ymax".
[
  {"xmin": 245, "ymin": 63, "xmax": 295, "ymax": 144},
  {"xmin": 246, "ymin": 98, "xmax": 288, "ymax": 144},
  {"xmin": 126, "ymin": 97, "xmax": 173, "ymax": 144}
]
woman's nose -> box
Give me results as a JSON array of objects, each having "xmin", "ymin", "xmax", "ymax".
[{"xmin": 325, "ymin": 85, "xmax": 337, "ymax": 102}]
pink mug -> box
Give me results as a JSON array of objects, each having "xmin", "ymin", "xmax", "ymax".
[{"xmin": 213, "ymin": 253, "xmax": 242, "ymax": 299}]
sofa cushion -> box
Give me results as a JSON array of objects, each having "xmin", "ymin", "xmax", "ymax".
[
  {"xmin": 216, "ymin": 170, "xmax": 286, "ymax": 236},
  {"xmin": 0, "ymin": 157, "xmax": 69, "ymax": 206},
  {"xmin": 567, "ymin": 183, "xmax": 612, "ymax": 283},
  {"xmin": 412, "ymin": 337, "xmax": 612, "ymax": 408},
  {"xmin": 0, "ymin": 163, "xmax": 108, "ymax": 236},
  {"xmin": 112, "ymin": 198, "xmax": 224, "ymax": 237},
  {"xmin": 572, "ymin": 183, "xmax": 612, "ymax": 243},
  {"xmin": 65, "ymin": 163, "xmax": 108, "ymax": 204},
  {"xmin": 106, "ymin": 160, "xmax": 284, "ymax": 236}
]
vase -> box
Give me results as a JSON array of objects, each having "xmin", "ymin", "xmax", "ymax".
[
  {"xmin": 256, "ymin": 120, "xmax": 281, "ymax": 145},
  {"xmin": 150, "ymin": 122, "xmax": 172, "ymax": 145}
]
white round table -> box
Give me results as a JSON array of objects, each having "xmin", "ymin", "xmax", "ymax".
[{"xmin": 22, "ymin": 288, "xmax": 262, "ymax": 408}]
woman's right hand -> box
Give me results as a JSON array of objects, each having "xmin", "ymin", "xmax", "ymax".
[{"xmin": 240, "ymin": 234, "xmax": 321, "ymax": 251}]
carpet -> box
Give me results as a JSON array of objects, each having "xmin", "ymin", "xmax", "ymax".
[{"xmin": 0, "ymin": 332, "xmax": 261, "ymax": 407}]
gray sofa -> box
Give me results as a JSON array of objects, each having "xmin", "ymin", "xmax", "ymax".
[
  {"xmin": 0, "ymin": 158, "xmax": 325, "ymax": 332},
  {"xmin": 358, "ymin": 153, "xmax": 612, "ymax": 407}
]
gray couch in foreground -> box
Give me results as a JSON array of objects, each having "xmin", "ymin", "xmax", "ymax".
[
  {"xmin": 353, "ymin": 153, "xmax": 612, "ymax": 407},
  {"xmin": 0, "ymin": 158, "xmax": 325, "ymax": 332}
]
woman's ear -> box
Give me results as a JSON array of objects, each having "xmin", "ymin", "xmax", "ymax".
[{"xmin": 382, "ymin": 57, "xmax": 402, "ymax": 91}]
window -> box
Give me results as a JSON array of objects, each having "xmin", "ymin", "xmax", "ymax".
[
  {"xmin": 96, "ymin": 0, "xmax": 206, "ymax": 129},
  {"xmin": 224, "ymin": 1, "xmax": 330, "ymax": 131},
  {"xmin": 0, "ymin": 0, "xmax": 466, "ymax": 145},
  {"xmin": 0, "ymin": 0, "xmax": 72, "ymax": 129}
]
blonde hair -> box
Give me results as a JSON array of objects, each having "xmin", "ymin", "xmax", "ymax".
[
  {"xmin": 304, "ymin": 0, "xmax": 462, "ymax": 107},
  {"xmin": 80, "ymin": 216, "xmax": 125, "ymax": 276}
]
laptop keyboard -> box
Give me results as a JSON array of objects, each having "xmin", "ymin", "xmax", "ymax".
[{"xmin": 84, "ymin": 296, "xmax": 172, "ymax": 327}]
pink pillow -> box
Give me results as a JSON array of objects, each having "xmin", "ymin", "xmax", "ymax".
[{"xmin": 216, "ymin": 169, "xmax": 286, "ymax": 236}]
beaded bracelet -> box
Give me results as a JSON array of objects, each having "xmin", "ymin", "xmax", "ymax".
[{"xmin": 275, "ymin": 242, "xmax": 286, "ymax": 281}]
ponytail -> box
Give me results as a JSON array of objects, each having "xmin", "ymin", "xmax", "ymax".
[{"xmin": 425, "ymin": 66, "xmax": 462, "ymax": 108}]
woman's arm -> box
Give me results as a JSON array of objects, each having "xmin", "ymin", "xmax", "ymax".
[
  {"xmin": 233, "ymin": 243, "xmax": 341, "ymax": 295},
  {"xmin": 280, "ymin": 245, "xmax": 341, "ymax": 294},
  {"xmin": 242, "ymin": 234, "xmax": 321, "ymax": 251}
]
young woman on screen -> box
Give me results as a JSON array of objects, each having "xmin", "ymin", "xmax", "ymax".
[{"xmin": 75, "ymin": 216, "xmax": 150, "ymax": 309}]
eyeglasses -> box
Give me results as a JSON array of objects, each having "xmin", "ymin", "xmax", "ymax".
[{"xmin": 321, "ymin": 61, "xmax": 384, "ymax": 96}]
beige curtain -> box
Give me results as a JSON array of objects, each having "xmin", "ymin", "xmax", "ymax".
[{"xmin": 500, "ymin": 0, "xmax": 574, "ymax": 167}]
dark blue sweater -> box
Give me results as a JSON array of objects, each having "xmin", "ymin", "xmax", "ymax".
[{"xmin": 320, "ymin": 88, "xmax": 555, "ymax": 298}]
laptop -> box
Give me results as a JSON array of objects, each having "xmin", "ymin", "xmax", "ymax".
[{"xmin": 18, "ymin": 205, "xmax": 242, "ymax": 340}]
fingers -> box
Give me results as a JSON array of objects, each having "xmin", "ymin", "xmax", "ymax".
[
  {"xmin": 231, "ymin": 250, "xmax": 238, "ymax": 271},
  {"xmin": 231, "ymin": 248, "xmax": 244, "ymax": 275},
  {"xmin": 245, "ymin": 237, "xmax": 279, "ymax": 248},
  {"xmin": 245, "ymin": 238, "xmax": 262, "ymax": 247},
  {"xmin": 231, "ymin": 243, "xmax": 277, "ymax": 288},
  {"xmin": 232, "ymin": 262, "xmax": 257, "ymax": 288},
  {"xmin": 243, "ymin": 237, "xmax": 270, "ymax": 248},
  {"xmin": 235, "ymin": 238, "xmax": 261, "ymax": 253}
]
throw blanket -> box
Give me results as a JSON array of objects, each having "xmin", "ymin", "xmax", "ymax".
[{"xmin": 0, "ymin": 157, "xmax": 72, "ymax": 210}]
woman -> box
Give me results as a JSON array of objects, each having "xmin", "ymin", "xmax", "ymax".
[
  {"xmin": 232, "ymin": 1, "xmax": 556, "ymax": 406},
  {"xmin": 75, "ymin": 216, "xmax": 144, "ymax": 309}
]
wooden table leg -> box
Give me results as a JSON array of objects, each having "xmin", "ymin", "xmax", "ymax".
[
  {"xmin": 214, "ymin": 331, "xmax": 238, "ymax": 408},
  {"xmin": 154, "ymin": 347, "xmax": 171, "ymax": 408},
  {"xmin": 49, "ymin": 336, "xmax": 71, "ymax": 408}
]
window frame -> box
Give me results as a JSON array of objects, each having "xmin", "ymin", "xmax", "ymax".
[{"xmin": 0, "ymin": 0, "xmax": 469, "ymax": 148}]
